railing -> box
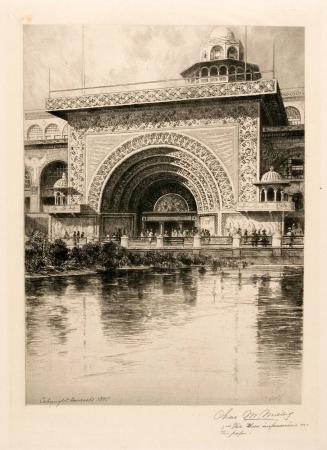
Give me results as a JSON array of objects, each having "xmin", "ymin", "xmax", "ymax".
[
  {"xmin": 50, "ymin": 234, "xmax": 304, "ymax": 249},
  {"xmin": 47, "ymin": 71, "xmax": 274, "ymax": 99},
  {"xmin": 281, "ymin": 235, "xmax": 304, "ymax": 247},
  {"xmin": 128, "ymin": 237, "xmax": 158, "ymax": 248},
  {"xmin": 201, "ymin": 236, "xmax": 232, "ymax": 246},
  {"xmin": 237, "ymin": 201, "xmax": 295, "ymax": 212},
  {"xmin": 52, "ymin": 237, "xmax": 97, "ymax": 246},
  {"xmin": 164, "ymin": 237, "xmax": 189, "ymax": 247},
  {"xmin": 43, "ymin": 204, "xmax": 81, "ymax": 213},
  {"xmin": 240, "ymin": 235, "xmax": 272, "ymax": 247},
  {"xmin": 25, "ymin": 137, "xmax": 68, "ymax": 145}
]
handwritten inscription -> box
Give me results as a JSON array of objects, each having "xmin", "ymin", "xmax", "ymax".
[
  {"xmin": 40, "ymin": 396, "xmax": 111, "ymax": 406},
  {"xmin": 213, "ymin": 408, "xmax": 308, "ymax": 438}
]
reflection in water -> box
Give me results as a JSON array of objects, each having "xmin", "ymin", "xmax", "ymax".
[
  {"xmin": 26, "ymin": 266, "xmax": 303, "ymax": 405},
  {"xmin": 256, "ymin": 269, "xmax": 303, "ymax": 384}
]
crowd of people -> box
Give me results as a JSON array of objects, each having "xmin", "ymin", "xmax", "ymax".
[
  {"xmin": 139, "ymin": 227, "xmax": 204, "ymax": 241},
  {"xmin": 241, "ymin": 229, "xmax": 270, "ymax": 247},
  {"xmin": 65, "ymin": 230, "xmax": 86, "ymax": 245}
]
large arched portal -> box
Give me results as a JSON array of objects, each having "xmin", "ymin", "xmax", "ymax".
[
  {"xmin": 88, "ymin": 132, "xmax": 235, "ymax": 238},
  {"xmin": 100, "ymin": 148, "xmax": 208, "ymax": 237}
]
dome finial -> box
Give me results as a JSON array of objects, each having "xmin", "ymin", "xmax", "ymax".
[{"xmin": 261, "ymin": 167, "xmax": 282, "ymax": 182}]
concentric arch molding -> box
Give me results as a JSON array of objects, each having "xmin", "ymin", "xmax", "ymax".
[
  {"xmin": 87, "ymin": 132, "xmax": 235, "ymax": 213},
  {"xmin": 46, "ymin": 79, "xmax": 277, "ymax": 111}
]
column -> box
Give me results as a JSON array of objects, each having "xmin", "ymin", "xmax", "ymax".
[
  {"xmin": 29, "ymin": 186, "xmax": 40, "ymax": 213},
  {"xmin": 159, "ymin": 221, "xmax": 164, "ymax": 236},
  {"xmin": 94, "ymin": 215, "xmax": 100, "ymax": 241},
  {"xmin": 232, "ymin": 233, "xmax": 241, "ymax": 248},
  {"xmin": 156, "ymin": 235, "xmax": 164, "ymax": 248},
  {"xmin": 281, "ymin": 190, "xmax": 285, "ymax": 201},
  {"xmin": 121, "ymin": 235, "xmax": 129, "ymax": 248},
  {"xmin": 193, "ymin": 234, "xmax": 201, "ymax": 248},
  {"xmin": 263, "ymin": 188, "xmax": 267, "ymax": 202},
  {"xmin": 48, "ymin": 215, "xmax": 52, "ymax": 241},
  {"xmin": 273, "ymin": 188, "xmax": 278, "ymax": 202}
]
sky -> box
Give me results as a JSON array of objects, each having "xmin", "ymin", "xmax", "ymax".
[{"xmin": 23, "ymin": 25, "xmax": 304, "ymax": 110}]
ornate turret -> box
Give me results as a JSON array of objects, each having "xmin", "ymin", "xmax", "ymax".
[
  {"xmin": 200, "ymin": 27, "xmax": 243, "ymax": 62},
  {"xmin": 254, "ymin": 167, "xmax": 290, "ymax": 202},
  {"xmin": 181, "ymin": 26, "xmax": 261, "ymax": 83}
]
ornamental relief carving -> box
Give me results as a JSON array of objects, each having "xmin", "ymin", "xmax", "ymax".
[
  {"xmin": 102, "ymin": 150, "xmax": 220, "ymax": 212},
  {"xmin": 118, "ymin": 165, "xmax": 210, "ymax": 212},
  {"xmin": 128, "ymin": 173, "xmax": 204, "ymax": 213},
  {"xmin": 140, "ymin": 183, "xmax": 196, "ymax": 213},
  {"xmin": 87, "ymin": 132, "xmax": 236, "ymax": 211},
  {"xmin": 154, "ymin": 194, "xmax": 189, "ymax": 213},
  {"xmin": 69, "ymin": 102, "xmax": 258, "ymax": 207},
  {"xmin": 46, "ymin": 79, "xmax": 276, "ymax": 111}
]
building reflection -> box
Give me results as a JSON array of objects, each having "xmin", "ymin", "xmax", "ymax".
[
  {"xmin": 179, "ymin": 268, "xmax": 198, "ymax": 305},
  {"xmin": 256, "ymin": 268, "xmax": 303, "ymax": 383},
  {"xmin": 98, "ymin": 269, "xmax": 198, "ymax": 339},
  {"xmin": 47, "ymin": 304, "xmax": 69, "ymax": 344}
]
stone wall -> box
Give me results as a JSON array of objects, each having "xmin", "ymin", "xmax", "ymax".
[{"xmin": 50, "ymin": 216, "xmax": 98, "ymax": 240}]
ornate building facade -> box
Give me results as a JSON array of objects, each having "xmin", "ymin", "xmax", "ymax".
[{"xmin": 24, "ymin": 27, "xmax": 304, "ymax": 240}]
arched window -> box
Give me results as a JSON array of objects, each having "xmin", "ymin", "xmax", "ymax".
[
  {"xmin": 292, "ymin": 192, "xmax": 304, "ymax": 210},
  {"xmin": 45, "ymin": 123, "xmax": 60, "ymax": 139},
  {"xmin": 227, "ymin": 46, "xmax": 238, "ymax": 59},
  {"xmin": 229, "ymin": 65, "xmax": 236, "ymax": 81},
  {"xmin": 210, "ymin": 45, "xmax": 223, "ymax": 60},
  {"xmin": 62, "ymin": 124, "xmax": 68, "ymax": 138},
  {"xmin": 210, "ymin": 66, "xmax": 218, "ymax": 77},
  {"xmin": 40, "ymin": 161, "xmax": 67, "ymax": 210},
  {"xmin": 246, "ymin": 69, "xmax": 252, "ymax": 81},
  {"xmin": 237, "ymin": 66, "xmax": 244, "ymax": 80},
  {"xmin": 285, "ymin": 106, "xmax": 301, "ymax": 125},
  {"xmin": 267, "ymin": 188, "xmax": 274, "ymax": 201},
  {"xmin": 200, "ymin": 67, "xmax": 209, "ymax": 77},
  {"xmin": 260, "ymin": 189, "xmax": 265, "ymax": 202},
  {"xmin": 25, "ymin": 169, "xmax": 31, "ymax": 190},
  {"xmin": 27, "ymin": 124, "xmax": 43, "ymax": 140},
  {"xmin": 219, "ymin": 66, "xmax": 227, "ymax": 76},
  {"xmin": 276, "ymin": 189, "xmax": 282, "ymax": 202}
]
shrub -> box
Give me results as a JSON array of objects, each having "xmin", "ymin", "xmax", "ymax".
[
  {"xmin": 177, "ymin": 253, "xmax": 193, "ymax": 266},
  {"xmin": 25, "ymin": 247, "xmax": 45, "ymax": 272},
  {"xmin": 68, "ymin": 246, "xmax": 84, "ymax": 267},
  {"xmin": 80, "ymin": 242, "xmax": 102, "ymax": 267},
  {"xmin": 25, "ymin": 231, "xmax": 48, "ymax": 273},
  {"xmin": 48, "ymin": 239, "xmax": 69, "ymax": 267},
  {"xmin": 192, "ymin": 254, "xmax": 210, "ymax": 265},
  {"xmin": 97, "ymin": 241, "xmax": 122, "ymax": 271}
]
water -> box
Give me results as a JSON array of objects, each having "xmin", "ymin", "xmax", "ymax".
[{"xmin": 25, "ymin": 266, "xmax": 303, "ymax": 405}]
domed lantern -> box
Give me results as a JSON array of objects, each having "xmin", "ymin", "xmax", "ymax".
[
  {"xmin": 254, "ymin": 167, "xmax": 290, "ymax": 202},
  {"xmin": 53, "ymin": 172, "xmax": 69, "ymax": 206},
  {"xmin": 180, "ymin": 26, "xmax": 261, "ymax": 83}
]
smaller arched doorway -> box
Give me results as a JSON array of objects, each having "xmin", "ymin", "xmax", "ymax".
[
  {"xmin": 40, "ymin": 161, "xmax": 67, "ymax": 211},
  {"xmin": 139, "ymin": 185, "xmax": 198, "ymax": 237}
]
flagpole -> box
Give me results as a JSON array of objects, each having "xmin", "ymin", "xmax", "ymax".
[
  {"xmin": 272, "ymin": 38, "xmax": 276, "ymax": 78},
  {"xmin": 244, "ymin": 26, "xmax": 247, "ymax": 80},
  {"xmin": 48, "ymin": 68, "xmax": 51, "ymax": 97},
  {"xmin": 82, "ymin": 25, "xmax": 85, "ymax": 94}
]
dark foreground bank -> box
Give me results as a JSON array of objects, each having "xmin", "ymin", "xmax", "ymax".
[{"xmin": 25, "ymin": 232, "xmax": 303, "ymax": 278}]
